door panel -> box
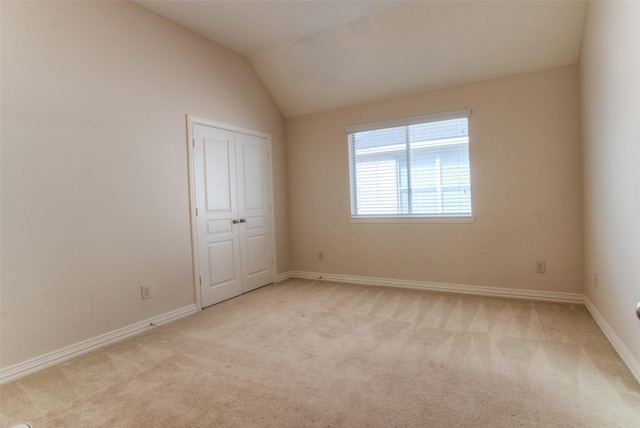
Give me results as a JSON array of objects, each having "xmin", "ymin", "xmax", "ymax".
[
  {"xmin": 240, "ymin": 144, "xmax": 265, "ymax": 210},
  {"xmin": 204, "ymin": 139, "xmax": 233, "ymax": 213},
  {"xmin": 204, "ymin": 240, "xmax": 241, "ymax": 304},
  {"xmin": 246, "ymin": 235, "xmax": 268, "ymax": 276},
  {"xmin": 236, "ymin": 132, "xmax": 274, "ymax": 292},
  {"xmin": 205, "ymin": 219, "xmax": 233, "ymax": 236},
  {"xmin": 193, "ymin": 124, "xmax": 242, "ymax": 308},
  {"xmin": 208, "ymin": 241, "xmax": 235, "ymax": 285},
  {"xmin": 245, "ymin": 216, "xmax": 265, "ymax": 229}
]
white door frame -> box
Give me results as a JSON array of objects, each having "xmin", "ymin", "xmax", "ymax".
[{"xmin": 186, "ymin": 115, "xmax": 277, "ymax": 310}]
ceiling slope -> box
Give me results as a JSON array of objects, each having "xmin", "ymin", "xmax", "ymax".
[{"xmin": 136, "ymin": 1, "xmax": 587, "ymax": 118}]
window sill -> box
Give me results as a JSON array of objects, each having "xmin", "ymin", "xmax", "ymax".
[{"xmin": 349, "ymin": 216, "xmax": 476, "ymax": 224}]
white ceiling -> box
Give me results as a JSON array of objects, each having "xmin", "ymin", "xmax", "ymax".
[{"xmin": 136, "ymin": 1, "xmax": 587, "ymax": 118}]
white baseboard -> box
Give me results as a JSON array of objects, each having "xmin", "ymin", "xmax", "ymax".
[
  {"xmin": 276, "ymin": 271, "xmax": 292, "ymax": 283},
  {"xmin": 584, "ymin": 298, "xmax": 640, "ymax": 384},
  {"xmin": 0, "ymin": 304, "xmax": 197, "ymax": 385},
  {"xmin": 287, "ymin": 271, "xmax": 585, "ymax": 304}
]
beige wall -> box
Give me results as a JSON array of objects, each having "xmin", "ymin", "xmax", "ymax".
[
  {"xmin": 580, "ymin": 2, "xmax": 640, "ymax": 368},
  {"xmin": 286, "ymin": 66, "xmax": 583, "ymax": 294},
  {"xmin": 0, "ymin": 1, "xmax": 288, "ymax": 368}
]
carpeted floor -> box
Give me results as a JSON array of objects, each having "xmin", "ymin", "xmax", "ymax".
[{"xmin": 1, "ymin": 278, "xmax": 639, "ymax": 427}]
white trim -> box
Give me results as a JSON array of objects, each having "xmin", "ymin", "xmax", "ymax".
[
  {"xmin": 288, "ymin": 271, "xmax": 584, "ymax": 304},
  {"xmin": 276, "ymin": 271, "xmax": 292, "ymax": 282},
  {"xmin": 186, "ymin": 115, "xmax": 202, "ymax": 311},
  {"xmin": 584, "ymin": 298, "xmax": 640, "ymax": 385},
  {"xmin": 266, "ymin": 141, "xmax": 279, "ymax": 288},
  {"xmin": 346, "ymin": 109, "xmax": 471, "ymax": 134},
  {"xmin": 0, "ymin": 304, "xmax": 197, "ymax": 385},
  {"xmin": 349, "ymin": 216, "xmax": 475, "ymax": 224},
  {"xmin": 188, "ymin": 115, "xmax": 271, "ymax": 139}
]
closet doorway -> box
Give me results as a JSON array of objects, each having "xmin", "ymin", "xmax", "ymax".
[{"xmin": 188, "ymin": 116, "xmax": 276, "ymax": 309}]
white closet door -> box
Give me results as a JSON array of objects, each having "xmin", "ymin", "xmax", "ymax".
[
  {"xmin": 191, "ymin": 121, "xmax": 275, "ymax": 308},
  {"xmin": 193, "ymin": 124, "xmax": 242, "ymax": 308},
  {"xmin": 236, "ymin": 132, "xmax": 274, "ymax": 292}
]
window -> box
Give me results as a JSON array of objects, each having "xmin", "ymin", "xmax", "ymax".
[{"xmin": 347, "ymin": 110, "xmax": 472, "ymax": 222}]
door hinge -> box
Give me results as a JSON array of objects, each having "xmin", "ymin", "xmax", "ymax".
[
  {"xmin": 199, "ymin": 276, "xmax": 202, "ymax": 285},
  {"xmin": 195, "ymin": 207, "xmax": 199, "ymax": 216},
  {"xmin": 192, "ymin": 138, "xmax": 195, "ymax": 147}
]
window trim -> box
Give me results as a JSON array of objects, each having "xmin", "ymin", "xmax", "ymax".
[
  {"xmin": 347, "ymin": 109, "xmax": 473, "ymax": 220},
  {"xmin": 349, "ymin": 216, "xmax": 476, "ymax": 224},
  {"xmin": 349, "ymin": 215, "xmax": 476, "ymax": 224},
  {"xmin": 345, "ymin": 109, "xmax": 471, "ymax": 134}
]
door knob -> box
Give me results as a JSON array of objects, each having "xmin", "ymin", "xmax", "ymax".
[
  {"xmin": 636, "ymin": 302, "xmax": 640, "ymax": 320},
  {"xmin": 239, "ymin": 218, "xmax": 247, "ymax": 223},
  {"xmin": 232, "ymin": 219, "xmax": 240, "ymax": 224}
]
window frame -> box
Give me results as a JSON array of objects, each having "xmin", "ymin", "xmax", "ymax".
[{"xmin": 346, "ymin": 110, "xmax": 475, "ymax": 224}]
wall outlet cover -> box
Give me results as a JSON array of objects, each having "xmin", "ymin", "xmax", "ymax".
[{"xmin": 141, "ymin": 286, "xmax": 151, "ymax": 300}]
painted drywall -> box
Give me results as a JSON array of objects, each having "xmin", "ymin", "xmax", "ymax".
[
  {"xmin": 251, "ymin": 1, "xmax": 587, "ymax": 118},
  {"xmin": 0, "ymin": 1, "xmax": 288, "ymax": 368},
  {"xmin": 286, "ymin": 65, "xmax": 583, "ymax": 294},
  {"xmin": 580, "ymin": 2, "xmax": 640, "ymax": 368}
]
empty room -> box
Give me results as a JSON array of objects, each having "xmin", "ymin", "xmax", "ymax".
[{"xmin": 1, "ymin": 1, "xmax": 639, "ymax": 427}]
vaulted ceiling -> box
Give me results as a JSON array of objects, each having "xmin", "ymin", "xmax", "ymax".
[{"xmin": 136, "ymin": 1, "xmax": 587, "ymax": 118}]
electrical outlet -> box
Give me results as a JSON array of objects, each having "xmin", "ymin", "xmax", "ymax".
[
  {"xmin": 535, "ymin": 261, "xmax": 545, "ymax": 273},
  {"xmin": 318, "ymin": 250, "xmax": 325, "ymax": 261},
  {"xmin": 593, "ymin": 273, "xmax": 598, "ymax": 289},
  {"xmin": 141, "ymin": 286, "xmax": 151, "ymax": 300}
]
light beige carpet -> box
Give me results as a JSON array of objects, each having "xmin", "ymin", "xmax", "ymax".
[{"xmin": 1, "ymin": 278, "xmax": 639, "ymax": 427}]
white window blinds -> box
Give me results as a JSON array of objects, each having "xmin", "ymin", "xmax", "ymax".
[{"xmin": 347, "ymin": 110, "xmax": 472, "ymax": 217}]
